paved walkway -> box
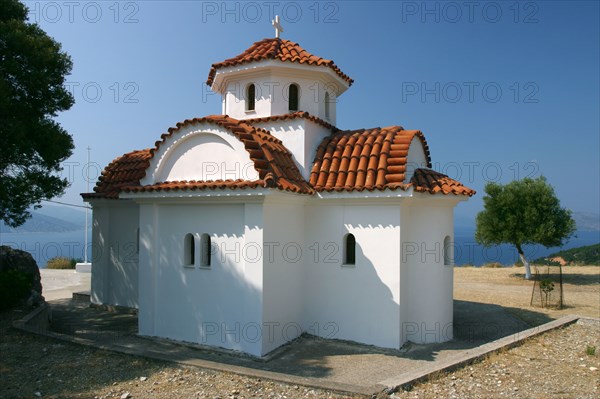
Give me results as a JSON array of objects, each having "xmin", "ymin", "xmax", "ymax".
[
  {"xmin": 40, "ymin": 269, "xmax": 91, "ymax": 301},
  {"xmin": 45, "ymin": 298, "xmax": 533, "ymax": 395}
]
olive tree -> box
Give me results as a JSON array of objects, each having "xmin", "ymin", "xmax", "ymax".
[{"xmin": 476, "ymin": 177, "xmax": 576, "ymax": 279}]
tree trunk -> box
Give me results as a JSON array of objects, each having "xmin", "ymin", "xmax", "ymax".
[{"xmin": 517, "ymin": 247, "xmax": 532, "ymax": 279}]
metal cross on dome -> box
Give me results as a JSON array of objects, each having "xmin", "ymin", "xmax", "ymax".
[{"xmin": 272, "ymin": 15, "xmax": 284, "ymax": 38}]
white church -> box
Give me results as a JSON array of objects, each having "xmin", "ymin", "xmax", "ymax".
[{"xmin": 83, "ymin": 22, "xmax": 474, "ymax": 357}]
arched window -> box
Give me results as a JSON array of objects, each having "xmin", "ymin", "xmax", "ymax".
[
  {"xmin": 184, "ymin": 233, "xmax": 195, "ymax": 266},
  {"xmin": 246, "ymin": 83, "xmax": 256, "ymax": 111},
  {"xmin": 343, "ymin": 233, "xmax": 356, "ymax": 265},
  {"xmin": 443, "ymin": 235, "xmax": 453, "ymax": 266},
  {"xmin": 200, "ymin": 233, "xmax": 211, "ymax": 267},
  {"xmin": 324, "ymin": 92, "xmax": 330, "ymax": 119},
  {"xmin": 136, "ymin": 228, "xmax": 140, "ymax": 254},
  {"xmin": 288, "ymin": 83, "xmax": 299, "ymax": 111}
]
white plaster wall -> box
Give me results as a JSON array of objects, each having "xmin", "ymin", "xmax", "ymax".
[
  {"xmin": 137, "ymin": 202, "xmax": 265, "ymax": 356},
  {"xmin": 303, "ymin": 203, "xmax": 401, "ymax": 349},
  {"xmin": 90, "ymin": 201, "xmax": 139, "ymax": 308},
  {"xmin": 223, "ymin": 72, "xmax": 272, "ymax": 119},
  {"xmin": 262, "ymin": 199, "xmax": 305, "ymax": 354},
  {"xmin": 399, "ymin": 199, "xmax": 454, "ymax": 344},
  {"xmin": 138, "ymin": 203, "xmax": 157, "ymax": 334},
  {"xmin": 90, "ymin": 205, "xmax": 109, "ymax": 305},
  {"xmin": 221, "ymin": 70, "xmax": 338, "ymax": 125},
  {"xmin": 251, "ymin": 119, "xmax": 332, "ymax": 180},
  {"xmin": 405, "ymin": 137, "xmax": 428, "ymax": 182},
  {"xmin": 145, "ymin": 124, "xmax": 259, "ymax": 185}
]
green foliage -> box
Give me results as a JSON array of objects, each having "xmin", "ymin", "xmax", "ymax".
[
  {"xmin": 0, "ymin": 0, "xmax": 75, "ymax": 227},
  {"xmin": 534, "ymin": 243, "xmax": 600, "ymax": 266},
  {"xmin": 0, "ymin": 269, "xmax": 32, "ymax": 310},
  {"xmin": 482, "ymin": 262, "xmax": 504, "ymax": 268},
  {"xmin": 46, "ymin": 256, "xmax": 76, "ymax": 269},
  {"xmin": 539, "ymin": 278, "xmax": 555, "ymax": 293},
  {"xmin": 586, "ymin": 345, "xmax": 596, "ymax": 356},
  {"xmin": 531, "ymin": 258, "xmax": 562, "ymax": 266},
  {"xmin": 475, "ymin": 177, "xmax": 576, "ymax": 254}
]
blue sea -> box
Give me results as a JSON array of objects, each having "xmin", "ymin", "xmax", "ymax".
[
  {"xmin": 1, "ymin": 228, "xmax": 598, "ymax": 268},
  {"xmin": 453, "ymin": 229, "xmax": 600, "ymax": 266},
  {"xmin": 1, "ymin": 229, "xmax": 92, "ymax": 268}
]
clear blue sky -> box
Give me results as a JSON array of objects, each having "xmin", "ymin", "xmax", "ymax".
[{"xmin": 25, "ymin": 0, "xmax": 599, "ymax": 226}]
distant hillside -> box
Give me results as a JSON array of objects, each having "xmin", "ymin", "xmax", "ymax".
[
  {"xmin": 0, "ymin": 209, "xmax": 83, "ymax": 233},
  {"xmin": 534, "ymin": 243, "xmax": 600, "ymax": 266},
  {"xmin": 573, "ymin": 212, "xmax": 600, "ymax": 232}
]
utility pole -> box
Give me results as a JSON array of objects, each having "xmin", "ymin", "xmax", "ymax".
[{"xmin": 84, "ymin": 146, "xmax": 91, "ymax": 264}]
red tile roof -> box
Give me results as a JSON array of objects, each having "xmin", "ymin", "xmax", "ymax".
[
  {"xmin": 309, "ymin": 126, "xmax": 432, "ymax": 192},
  {"xmin": 245, "ymin": 111, "xmax": 339, "ymax": 132},
  {"xmin": 122, "ymin": 180, "xmax": 265, "ymax": 193},
  {"xmin": 82, "ymin": 149, "xmax": 152, "ymax": 199},
  {"xmin": 206, "ymin": 38, "xmax": 353, "ymax": 87},
  {"xmin": 151, "ymin": 115, "xmax": 313, "ymax": 194},
  {"xmin": 86, "ymin": 115, "xmax": 313, "ymax": 199},
  {"xmin": 410, "ymin": 168, "xmax": 475, "ymax": 196},
  {"xmin": 84, "ymin": 117, "xmax": 474, "ymax": 199}
]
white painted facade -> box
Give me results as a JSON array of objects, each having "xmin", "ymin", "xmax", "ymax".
[
  {"xmin": 86, "ymin": 37, "xmax": 470, "ymax": 357},
  {"xmin": 88, "ymin": 200, "xmax": 139, "ymax": 309},
  {"xmin": 141, "ymin": 124, "xmax": 260, "ymax": 185},
  {"xmin": 212, "ymin": 60, "xmax": 347, "ymax": 126}
]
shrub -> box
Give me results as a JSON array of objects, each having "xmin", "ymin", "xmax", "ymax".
[
  {"xmin": 46, "ymin": 257, "xmax": 76, "ymax": 269},
  {"xmin": 586, "ymin": 345, "xmax": 596, "ymax": 356},
  {"xmin": 482, "ymin": 262, "xmax": 504, "ymax": 268},
  {"xmin": 0, "ymin": 270, "xmax": 32, "ymax": 311}
]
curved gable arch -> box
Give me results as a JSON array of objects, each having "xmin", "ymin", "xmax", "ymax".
[
  {"xmin": 405, "ymin": 136, "xmax": 429, "ymax": 183},
  {"xmin": 142, "ymin": 123, "xmax": 259, "ymax": 185}
]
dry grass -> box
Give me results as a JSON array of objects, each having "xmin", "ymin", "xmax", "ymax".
[{"xmin": 454, "ymin": 265, "xmax": 600, "ymax": 326}]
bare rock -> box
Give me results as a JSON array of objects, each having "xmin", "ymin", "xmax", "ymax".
[{"xmin": 0, "ymin": 246, "xmax": 44, "ymax": 307}]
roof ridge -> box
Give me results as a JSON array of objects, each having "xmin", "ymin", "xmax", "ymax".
[{"xmin": 340, "ymin": 125, "xmax": 405, "ymax": 134}]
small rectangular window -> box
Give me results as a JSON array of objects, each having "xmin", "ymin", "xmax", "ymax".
[
  {"xmin": 289, "ymin": 84, "xmax": 299, "ymax": 111},
  {"xmin": 343, "ymin": 233, "xmax": 356, "ymax": 266},
  {"xmin": 246, "ymin": 84, "xmax": 256, "ymax": 111},
  {"xmin": 200, "ymin": 234, "xmax": 211, "ymax": 268},
  {"xmin": 184, "ymin": 233, "xmax": 195, "ymax": 267}
]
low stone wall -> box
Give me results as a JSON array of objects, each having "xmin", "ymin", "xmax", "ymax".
[{"xmin": 13, "ymin": 302, "xmax": 51, "ymax": 333}]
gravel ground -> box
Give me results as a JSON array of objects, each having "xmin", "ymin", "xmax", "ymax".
[
  {"xmin": 0, "ymin": 306, "xmax": 359, "ymax": 399},
  {"xmin": 2, "ymin": 266, "xmax": 599, "ymax": 398},
  {"xmin": 393, "ymin": 320, "xmax": 600, "ymax": 399},
  {"xmin": 2, "ymin": 307, "xmax": 599, "ymax": 399}
]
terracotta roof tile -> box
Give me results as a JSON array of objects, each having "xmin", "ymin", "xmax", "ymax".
[
  {"xmin": 82, "ymin": 149, "xmax": 152, "ymax": 199},
  {"xmin": 84, "ymin": 115, "xmax": 313, "ymax": 199},
  {"xmin": 245, "ymin": 111, "xmax": 339, "ymax": 132},
  {"xmin": 206, "ymin": 38, "xmax": 353, "ymax": 87},
  {"xmin": 84, "ymin": 118, "xmax": 474, "ymax": 199},
  {"xmin": 309, "ymin": 126, "xmax": 432, "ymax": 192},
  {"xmin": 122, "ymin": 180, "xmax": 264, "ymax": 193},
  {"xmin": 410, "ymin": 168, "xmax": 476, "ymax": 196}
]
